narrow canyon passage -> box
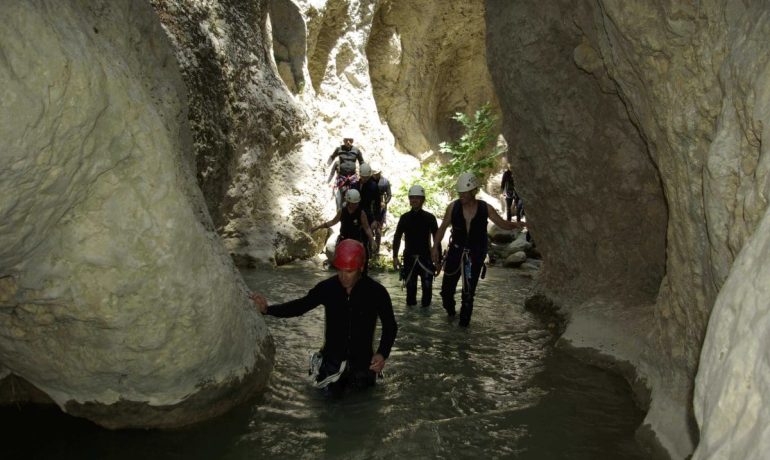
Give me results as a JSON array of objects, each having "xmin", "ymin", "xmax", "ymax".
[
  {"xmin": 2, "ymin": 2, "xmax": 769, "ymax": 459},
  {"xmin": 0, "ymin": 265, "xmax": 651, "ymax": 459}
]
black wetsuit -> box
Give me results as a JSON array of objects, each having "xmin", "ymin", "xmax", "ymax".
[
  {"xmin": 440, "ymin": 199, "xmax": 489, "ymax": 326},
  {"xmin": 331, "ymin": 146, "xmax": 364, "ymax": 176},
  {"xmin": 339, "ymin": 206, "xmax": 366, "ymax": 242},
  {"xmin": 377, "ymin": 176, "xmax": 392, "ymax": 222},
  {"xmin": 501, "ymin": 170, "xmax": 517, "ymax": 222},
  {"xmin": 393, "ymin": 209, "xmax": 438, "ymax": 307},
  {"xmin": 266, "ymin": 275, "xmax": 398, "ymax": 395},
  {"xmin": 359, "ymin": 178, "xmax": 382, "ymax": 225}
]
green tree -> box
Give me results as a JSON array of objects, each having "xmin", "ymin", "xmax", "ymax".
[
  {"xmin": 388, "ymin": 162, "xmax": 448, "ymax": 219},
  {"xmin": 437, "ymin": 103, "xmax": 502, "ymax": 191}
]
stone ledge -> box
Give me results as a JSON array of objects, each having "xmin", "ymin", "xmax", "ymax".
[{"xmin": 63, "ymin": 342, "xmax": 275, "ymax": 430}]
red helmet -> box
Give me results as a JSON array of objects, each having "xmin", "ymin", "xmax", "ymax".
[{"xmin": 333, "ymin": 239, "xmax": 366, "ymax": 271}]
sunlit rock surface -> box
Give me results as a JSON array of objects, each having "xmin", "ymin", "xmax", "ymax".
[
  {"xmin": 4, "ymin": 0, "xmax": 768, "ymax": 453},
  {"xmin": 0, "ymin": 1, "xmax": 273, "ymax": 428},
  {"xmin": 487, "ymin": 1, "xmax": 769, "ymax": 458},
  {"xmin": 367, "ymin": 0, "xmax": 499, "ymax": 154}
]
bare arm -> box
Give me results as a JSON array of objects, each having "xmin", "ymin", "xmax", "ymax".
[
  {"xmin": 431, "ymin": 203, "xmax": 453, "ymax": 265},
  {"xmin": 310, "ymin": 210, "xmax": 342, "ymax": 233},
  {"xmin": 487, "ymin": 203, "xmax": 522, "ymax": 230}
]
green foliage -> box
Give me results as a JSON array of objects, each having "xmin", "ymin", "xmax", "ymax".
[
  {"xmin": 388, "ymin": 162, "xmax": 450, "ymax": 219},
  {"xmin": 388, "ymin": 103, "xmax": 502, "ymax": 223},
  {"xmin": 436, "ymin": 103, "xmax": 503, "ymax": 191}
]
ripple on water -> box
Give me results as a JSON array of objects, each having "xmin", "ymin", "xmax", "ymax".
[
  {"xmin": 238, "ymin": 265, "xmax": 648, "ymax": 460},
  {"xmin": 0, "ymin": 265, "xmax": 648, "ymax": 460}
]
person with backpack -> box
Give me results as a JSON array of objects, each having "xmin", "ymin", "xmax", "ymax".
[
  {"xmin": 431, "ymin": 172, "xmax": 523, "ymax": 327},
  {"xmin": 393, "ymin": 184, "xmax": 439, "ymax": 307},
  {"xmin": 328, "ymin": 137, "xmax": 365, "ymax": 209},
  {"xmin": 250, "ymin": 239, "xmax": 398, "ymax": 397}
]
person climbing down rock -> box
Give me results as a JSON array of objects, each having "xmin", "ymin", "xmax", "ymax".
[
  {"xmin": 393, "ymin": 184, "xmax": 439, "ymax": 307},
  {"xmin": 250, "ymin": 239, "xmax": 398, "ymax": 398},
  {"xmin": 432, "ymin": 172, "xmax": 524, "ymax": 327}
]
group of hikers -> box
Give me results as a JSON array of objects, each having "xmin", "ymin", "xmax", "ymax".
[{"xmin": 250, "ymin": 137, "xmax": 524, "ymax": 397}]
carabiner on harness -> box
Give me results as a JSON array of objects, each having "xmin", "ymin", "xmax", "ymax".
[{"xmin": 308, "ymin": 352, "xmax": 348, "ymax": 389}]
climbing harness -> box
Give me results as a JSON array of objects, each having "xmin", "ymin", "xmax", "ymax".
[
  {"xmin": 334, "ymin": 174, "xmax": 359, "ymax": 209},
  {"xmin": 399, "ymin": 255, "xmax": 435, "ymax": 290},
  {"xmin": 442, "ymin": 246, "xmax": 486, "ymax": 294},
  {"xmin": 334, "ymin": 174, "xmax": 359, "ymax": 192},
  {"xmin": 308, "ymin": 352, "xmax": 348, "ymax": 389}
]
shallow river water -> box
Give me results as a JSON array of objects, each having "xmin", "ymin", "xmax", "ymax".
[{"xmin": 1, "ymin": 265, "xmax": 649, "ymax": 459}]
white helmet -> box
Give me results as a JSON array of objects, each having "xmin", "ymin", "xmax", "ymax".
[
  {"xmin": 455, "ymin": 172, "xmax": 480, "ymax": 193},
  {"xmin": 408, "ymin": 184, "xmax": 426, "ymax": 197},
  {"xmin": 344, "ymin": 188, "xmax": 361, "ymax": 203},
  {"xmin": 359, "ymin": 163, "xmax": 372, "ymax": 177}
]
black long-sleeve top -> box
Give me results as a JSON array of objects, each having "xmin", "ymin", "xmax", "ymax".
[
  {"xmin": 393, "ymin": 208, "xmax": 438, "ymax": 259},
  {"xmin": 359, "ymin": 178, "xmax": 382, "ymax": 223},
  {"xmin": 266, "ymin": 275, "xmax": 398, "ymax": 371}
]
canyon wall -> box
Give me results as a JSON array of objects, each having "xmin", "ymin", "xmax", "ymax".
[
  {"xmin": 486, "ymin": 1, "xmax": 769, "ymax": 458},
  {"xmin": 3, "ymin": 0, "xmax": 767, "ymax": 456},
  {"xmin": 0, "ymin": 0, "xmax": 273, "ymax": 428}
]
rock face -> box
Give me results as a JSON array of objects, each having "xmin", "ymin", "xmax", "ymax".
[
  {"xmin": 0, "ymin": 1, "xmax": 273, "ymax": 429},
  {"xmin": 367, "ymin": 0, "xmax": 499, "ymax": 154},
  {"xmin": 150, "ymin": 0, "xmax": 319, "ymax": 266},
  {"xmin": 486, "ymin": 1, "xmax": 769, "ymax": 458},
  {"xmin": 4, "ymin": 0, "xmax": 767, "ymax": 455}
]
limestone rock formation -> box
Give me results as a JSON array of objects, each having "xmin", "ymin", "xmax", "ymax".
[
  {"xmin": 0, "ymin": 1, "xmax": 273, "ymax": 429},
  {"xmin": 5, "ymin": 0, "xmax": 767, "ymax": 455},
  {"xmin": 150, "ymin": 0, "xmax": 318, "ymax": 266},
  {"xmin": 487, "ymin": 1, "xmax": 769, "ymax": 458},
  {"xmin": 367, "ymin": 0, "xmax": 499, "ymax": 155},
  {"xmin": 693, "ymin": 207, "xmax": 770, "ymax": 459}
]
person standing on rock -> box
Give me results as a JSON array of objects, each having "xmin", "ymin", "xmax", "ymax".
[
  {"xmin": 250, "ymin": 239, "xmax": 398, "ymax": 397},
  {"xmin": 310, "ymin": 188, "xmax": 375, "ymax": 272},
  {"xmin": 393, "ymin": 184, "xmax": 439, "ymax": 307},
  {"xmin": 328, "ymin": 137, "xmax": 365, "ymax": 210},
  {"xmin": 431, "ymin": 172, "xmax": 523, "ymax": 327}
]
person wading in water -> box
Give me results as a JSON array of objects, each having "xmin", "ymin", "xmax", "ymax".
[
  {"xmin": 251, "ymin": 239, "xmax": 398, "ymax": 397},
  {"xmin": 393, "ymin": 184, "xmax": 439, "ymax": 307},
  {"xmin": 431, "ymin": 172, "xmax": 523, "ymax": 327}
]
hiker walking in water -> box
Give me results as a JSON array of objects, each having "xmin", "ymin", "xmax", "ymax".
[
  {"xmin": 432, "ymin": 172, "xmax": 523, "ymax": 327},
  {"xmin": 500, "ymin": 165, "xmax": 518, "ymax": 222},
  {"xmin": 358, "ymin": 163, "xmax": 382, "ymax": 253},
  {"xmin": 310, "ymin": 188, "xmax": 375, "ymax": 272},
  {"xmin": 250, "ymin": 239, "xmax": 398, "ymax": 397},
  {"xmin": 393, "ymin": 184, "xmax": 439, "ymax": 307},
  {"xmin": 328, "ymin": 137, "xmax": 365, "ymax": 209},
  {"xmin": 373, "ymin": 166, "xmax": 392, "ymax": 250}
]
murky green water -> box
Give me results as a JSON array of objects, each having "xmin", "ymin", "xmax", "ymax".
[{"xmin": 0, "ymin": 265, "xmax": 649, "ymax": 459}]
